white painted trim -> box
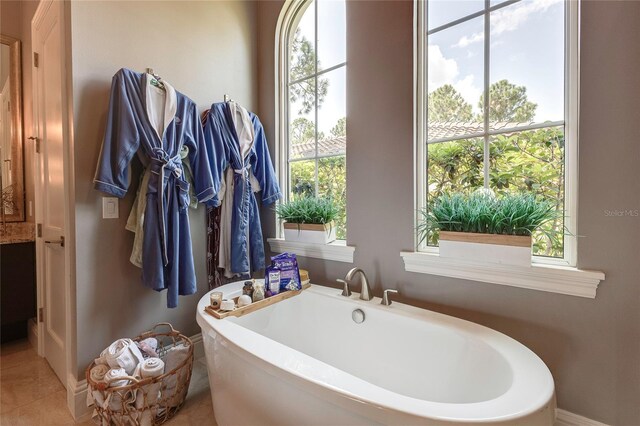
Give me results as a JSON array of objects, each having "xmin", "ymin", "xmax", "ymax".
[
  {"xmin": 32, "ymin": 0, "xmax": 77, "ymax": 385},
  {"xmin": 268, "ymin": 238, "xmax": 355, "ymax": 263},
  {"xmin": 400, "ymin": 251, "xmax": 604, "ymax": 298},
  {"xmin": 563, "ymin": 0, "xmax": 580, "ymax": 266},
  {"xmin": 67, "ymin": 372, "xmax": 91, "ymax": 422},
  {"xmin": 190, "ymin": 332, "xmax": 204, "ymax": 360},
  {"xmin": 413, "ymin": 0, "xmax": 426, "ymax": 251},
  {"xmin": 556, "ymin": 408, "xmax": 610, "ymax": 426},
  {"xmin": 28, "ymin": 317, "xmax": 38, "ymax": 352},
  {"xmin": 67, "ymin": 333, "xmax": 205, "ymax": 421},
  {"xmin": 274, "ymin": 0, "xmax": 301, "ymax": 239}
]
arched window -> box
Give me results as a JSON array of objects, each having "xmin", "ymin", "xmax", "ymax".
[{"xmin": 275, "ymin": 0, "xmax": 347, "ymax": 240}]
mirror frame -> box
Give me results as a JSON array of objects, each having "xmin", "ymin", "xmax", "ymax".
[{"xmin": 0, "ymin": 35, "xmax": 25, "ymax": 222}]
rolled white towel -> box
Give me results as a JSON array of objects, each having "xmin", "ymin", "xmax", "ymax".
[
  {"xmin": 105, "ymin": 367, "xmax": 129, "ymax": 388},
  {"xmin": 104, "ymin": 368, "xmax": 136, "ymax": 424},
  {"xmin": 105, "ymin": 338, "xmax": 145, "ymax": 375},
  {"xmin": 94, "ymin": 347, "xmax": 109, "ymax": 366},
  {"xmin": 86, "ymin": 364, "xmax": 110, "ymax": 408},
  {"xmin": 162, "ymin": 345, "xmax": 190, "ymax": 408},
  {"xmin": 140, "ymin": 357, "xmax": 164, "ymax": 379},
  {"xmin": 135, "ymin": 358, "xmax": 165, "ymax": 426}
]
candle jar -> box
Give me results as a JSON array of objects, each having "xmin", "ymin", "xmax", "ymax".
[
  {"xmin": 209, "ymin": 291, "xmax": 223, "ymax": 310},
  {"xmin": 243, "ymin": 281, "xmax": 254, "ymax": 298}
]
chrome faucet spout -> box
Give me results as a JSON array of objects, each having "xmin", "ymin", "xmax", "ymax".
[{"xmin": 345, "ymin": 267, "xmax": 373, "ymax": 301}]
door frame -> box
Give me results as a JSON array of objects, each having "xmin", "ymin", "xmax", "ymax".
[{"xmin": 31, "ymin": 0, "xmax": 77, "ymax": 409}]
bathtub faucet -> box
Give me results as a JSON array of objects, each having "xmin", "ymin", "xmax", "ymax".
[{"xmin": 345, "ymin": 268, "xmax": 373, "ymax": 301}]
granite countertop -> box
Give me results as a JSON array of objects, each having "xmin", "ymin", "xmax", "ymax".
[{"xmin": 1, "ymin": 222, "xmax": 36, "ymax": 244}]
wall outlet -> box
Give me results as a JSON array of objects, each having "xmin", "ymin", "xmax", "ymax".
[{"xmin": 102, "ymin": 197, "xmax": 119, "ymax": 219}]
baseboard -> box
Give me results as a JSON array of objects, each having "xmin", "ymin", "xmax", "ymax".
[
  {"xmin": 27, "ymin": 317, "xmax": 38, "ymax": 352},
  {"xmin": 67, "ymin": 372, "xmax": 91, "ymax": 422},
  {"xmin": 556, "ymin": 409, "xmax": 610, "ymax": 426},
  {"xmin": 67, "ymin": 332, "xmax": 205, "ymax": 421},
  {"xmin": 191, "ymin": 332, "xmax": 204, "ymax": 360}
]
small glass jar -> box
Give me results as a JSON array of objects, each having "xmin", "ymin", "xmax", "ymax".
[
  {"xmin": 209, "ymin": 291, "xmax": 223, "ymax": 310},
  {"xmin": 252, "ymin": 282, "xmax": 265, "ymax": 302},
  {"xmin": 243, "ymin": 281, "xmax": 254, "ymax": 298}
]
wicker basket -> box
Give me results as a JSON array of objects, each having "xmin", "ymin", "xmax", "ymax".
[{"xmin": 86, "ymin": 323, "xmax": 194, "ymax": 425}]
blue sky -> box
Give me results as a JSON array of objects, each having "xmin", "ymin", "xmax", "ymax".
[
  {"xmin": 291, "ymin": 0, "xmax": 346, "ymax": 137},
  {"xmin": 428, "ymin": 0, "xmax": 565, "ymax": 122}
]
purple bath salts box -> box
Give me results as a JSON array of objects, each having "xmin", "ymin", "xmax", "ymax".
[{"xmin": 270, "ymin": 252, "xmax": 301, "ymax": 292}]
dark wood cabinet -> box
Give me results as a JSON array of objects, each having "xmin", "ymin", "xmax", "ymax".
[{"xmin": 1, "ymin": 242, "xmax": 36, "ymax": 343}]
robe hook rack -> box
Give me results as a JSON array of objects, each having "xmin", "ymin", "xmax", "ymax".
[{"xmin": 224, "ymin": 94, "xmax": 233, "ymax": 103}]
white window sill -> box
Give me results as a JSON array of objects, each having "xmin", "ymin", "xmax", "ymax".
[
  {"xmin": 400, "ymin": 251, "xmax": 605, "ymax": 298},
  {"xmin": 268, "ymin": 238, "xmax": 355, "ymax": 263}
]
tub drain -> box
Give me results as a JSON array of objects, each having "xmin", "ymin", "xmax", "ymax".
[{"xmin": 352, "ymin": 309, "xmax": 365, "ymax": 324}]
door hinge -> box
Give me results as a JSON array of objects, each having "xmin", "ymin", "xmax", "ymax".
[
  {"xmin": 34, "ymin": 52, "xmax": 39, "ymax": 68},
  {"xmin": 37, "ymin": 223, "xmax": 42, "ymax": 237},
  {"xmin": 38, "ymin": 307, "xmax": 44, "ymax": 323},
  {"xmin": 28, "ymin": 136, "xmax": 40, "ymax": 153}
]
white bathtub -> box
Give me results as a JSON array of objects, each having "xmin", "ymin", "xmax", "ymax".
[{"xmin": 196, "ymin": 282, "xmax": 555, "ymax": 425}]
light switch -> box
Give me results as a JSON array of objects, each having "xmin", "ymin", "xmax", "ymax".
[{"xmin": 102, "ymin": 197, "xmax": 119, "ymax": 219}]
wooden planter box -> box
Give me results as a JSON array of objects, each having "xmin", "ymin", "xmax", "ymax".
[
  {"xmin": 283, "ymin": 221, "xmax": 336, "ymax": 244},
  {"xmin": 438, "ymin": 231, "xmax": 532, "ymax": 266}
]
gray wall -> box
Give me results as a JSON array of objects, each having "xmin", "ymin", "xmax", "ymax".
[
  {"xmin": 257, "ymin": 1, "xmax": 640, "ymax": 424},
  {"xmin": 70, "ymin": 0, "xmax": 257, "ymax": 377}
]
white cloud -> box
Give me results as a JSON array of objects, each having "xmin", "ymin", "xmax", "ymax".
[
  {"xmin": 455, "ymin": 32, "xmax": 484, "ymax": 48},
  {"xmin": 454, "ymin": 0, "xmax": 563, "ymax": 48},
  {"xmin": 455, "ymin": 74, "xmax": 483, "ymax": 112},
  {"xmin": 427, "ymin": 45, "xmax": 459, "ymax": 88},
  {"xmin": 427, "ymin": 45, "xmax": 483, "ymax": 112}
]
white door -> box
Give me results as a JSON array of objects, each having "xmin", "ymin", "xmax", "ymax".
[{"xmin": 33, "ymin": 0, "xmax": 69, "ymax": 385}]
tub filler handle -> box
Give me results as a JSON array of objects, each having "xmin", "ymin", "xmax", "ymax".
[
  {"xmin": 337, "ymin": 279, "xmax": 351, "ymax": 297},
  {"xmin": 381, "ymin": 289, "xmax": 399, "ymax": 306}
]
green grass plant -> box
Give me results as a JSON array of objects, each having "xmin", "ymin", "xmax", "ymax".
[
  {"xmin": 418, "ymin": 191, "xmax": 559, "ymax": 245},
  {"xmin": 276, "ymin": 197, "xmax": 339, "ymax": 225}
]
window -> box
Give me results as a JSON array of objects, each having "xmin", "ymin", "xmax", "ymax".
[
  {"xmin": 276, "ymin": 0, "xmax": 347, "ymax": 240},
  {"xmin": 417, "ymin": 0, "xmax": 578, "ymax": 264}
]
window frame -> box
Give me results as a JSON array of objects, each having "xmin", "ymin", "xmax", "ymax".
[
  {"xmin": 415, "ymin": 0, "xmax": 580, "ymax": 267},
  {"xmin": 272, "ymin": 1, "xmax": 354, "ymax": 262},
  {"xmin": 274, "ymin": 0, "xmax": 348, "ymax": 241}
]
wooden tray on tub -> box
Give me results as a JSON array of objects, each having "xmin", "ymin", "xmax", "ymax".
[{"xmin": 205, "ymin": 282, "xmax": 311, "ymax": 319}]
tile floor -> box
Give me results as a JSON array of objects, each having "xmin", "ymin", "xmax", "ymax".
[{"xmin": 0, "ymin": 340, "xmax": 217, "ymax": 425}]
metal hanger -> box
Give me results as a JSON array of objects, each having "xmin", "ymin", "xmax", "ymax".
[{"xmin": 145, "ymin": 67, "xmax": 165, "ymax": 90}]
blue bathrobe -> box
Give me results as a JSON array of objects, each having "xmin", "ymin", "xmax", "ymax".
[
  {"xmin": 94, "ymin": 68, "xmax": 215, "ymax": 308},
  {"xmin": 204, "ymin": 102, "xmax": 281, "ymax": 275}
]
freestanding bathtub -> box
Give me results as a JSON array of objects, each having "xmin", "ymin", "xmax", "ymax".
[{"xmin": 196, "ymin": 281, "xmax": 555, "ymax": 425}]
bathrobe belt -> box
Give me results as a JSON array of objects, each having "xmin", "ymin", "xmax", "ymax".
[
  {"xmin": 233, "ymin": 165, "xmax": 250, "ymax": 176},
  {"xmin": 150, "ymin": 148, "xmax": 185, "ymax": 266}
]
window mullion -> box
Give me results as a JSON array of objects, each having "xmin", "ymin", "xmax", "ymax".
[
  {"xmin": 483, "ymin": 0, "xmax": 490, "ymax": 188},
  {"xmin": 289, "ymin": 62, "xmax": 346, "ymax": 86},
  {"xmin": 314, "ymin": 0, "xmax": 319, "ymax": 197}
]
